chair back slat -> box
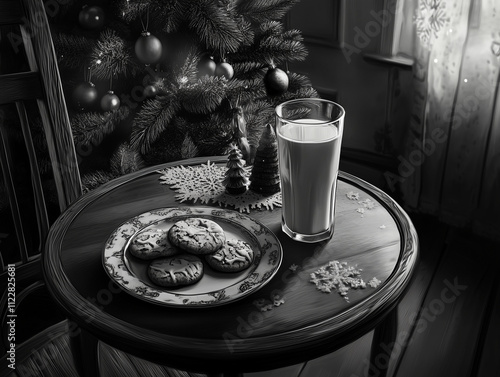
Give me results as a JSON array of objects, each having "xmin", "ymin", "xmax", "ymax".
[
  {"xmin": 0, "ymin": 72, "xmax": 43, "ymax": 104},
  {"xmin": 0, "ymin": 121, "xmax": 30, "ymax": 263},
  {"xmin": 16, "ymin": 101, "xmax": 50, "ymax": 247},
  {"xmin": 21, "ymin": 0, "xmax": 82, "ymax": 210},
  {"xmin": 0, "ymin": 1, "xmax": 23, "ymax": 25}
]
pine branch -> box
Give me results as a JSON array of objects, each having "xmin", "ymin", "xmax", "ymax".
[
  {"xmin": 187, "ymin": 109, "xmax": 236, "ymax": 156},
  {"xmin": 258, "ymin": 37, "xmax": 308, "ymax": 64},
  {"xmin": 282, "ymin": 28, "xmax": 304, "ymax": 41},
  {"xmin": 130, "ymin": 95, "xmax": 181, "ymax": 154},
  {"xmin": 243, "ymin": 100, "xmax": 276, "ymax": 146},
  {"xmin": 237, "ymin": 0, "xmax": 300, "ymax": 24},
  {"xmin": 223, "ymin": 1, "xmax": 254, "ymax": 47},
  {"xmin": 225, "ymin": 78, "xmax": 265, "ymax": 104},
  {"xmin": 233, "ymin": 21, "xmax": 307, "ymax": 65},
  {"xmin": 90, "ymin": 29, "xmax": 140, "ymax": 79},
  {"xmin": 287, "ymin": 71, "xmax": 313, "ymax": 91},
  {"xmin": 115, "ymin": 0, "xmax": 149, "ymax": 22},
  {"xmin": 232, "ymin": 61, "xmax": 267, "ymax": 79},
  {"xmin": 234, "ymin": 16, "xmax": 255, "ymax": 47},
  {"xmin": 177, "ymin": 76, "xmax": 227, "ymax": 114},
  {"xmin": 186, "ymin": 1, "xmax": 244, "ymax": 53},
  {"xmin": 116, "ymin": 0, "xmax": 185, "ymax": 33},
  {"xmin": 268, "ymin": 85, "xmax": 319, "ymax": 108},
  {"xmin": 172, "ymin": 48, "xmax": 199, "ymax": 84},
  {"xmin": 234, "ymin": 44, "xmax": 305, "ymax": 66},
  {"xmin": 52, "ymin": 32, "xmax": 94, "ymax": 69},
  {"xmin": 258, "ymin": 20, "xmax": 285, "ymax": 38},
  {"xmin": 110, "ymin": 143, "xmax": 145, "ymax": 176},
  {"xmin": 71, "ymin": 107, "xmax": 130, "ymax": 148}
]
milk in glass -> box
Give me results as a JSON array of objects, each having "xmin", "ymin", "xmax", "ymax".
[{"xmin": 277, "ymin": 119, "xmax": 341, "ymax": 236}]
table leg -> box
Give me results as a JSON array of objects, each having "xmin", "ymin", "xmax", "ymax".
[
  {"xmin": 70, "ymin": 324, "xmax": 100, "ymax": 377},
  {"xmin": 368, "ymin": 308, "xmax": 398, "ymax": 377}
]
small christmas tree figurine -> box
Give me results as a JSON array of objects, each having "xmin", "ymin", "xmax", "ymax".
[
  {"xmin": 223, "ymin": 145, "xmax": 249, "ymax": 195},
  {"xmin": 249, "ymin": 124, "xmax": 280, "ymax": 195}
]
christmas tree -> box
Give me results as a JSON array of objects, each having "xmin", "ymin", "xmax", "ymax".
[
  {"xmin": 249, "ymin": 123, "xmax": 280, "ymax": 195},
  {"xmin": 47, "ymin": 0, "xmax": 317, "ymax": 190},
  {"xmin": 223, "ymin": 145, "xmax": 249, "ymax": 195}
]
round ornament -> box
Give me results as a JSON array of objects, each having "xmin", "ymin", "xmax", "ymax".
[
  {"xmin": 101, "ymin": 90, "xmax": 120, "ymax": 112},
  {"xmin": 78, "ymin": 6, "xmax": 105, "ymax": 30},
  {"xmin": 197, "ymin": 55, "xmax": 216, "ymax": 77},
  {"xmin": 264, "ymin": 66, "xmax": 289, "ymax": 96},
  {"xmin": 215, "ymin": 61, "xmax": 234, "ymax": 80},
  {"xmin": 143, "ymin": 84, "xmax": 157, "ymax": 98},
  {"xmin": 73, "ymin": 82, "xmax": 98, "ymax": 110},
  {"xmin": 135, "ymin": 31, "xmax": 162, "ymax": 65}
]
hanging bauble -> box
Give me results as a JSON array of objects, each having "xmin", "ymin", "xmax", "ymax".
[
  {"xmin": 73, "ymin": 81, "xmax": 98, "ymax": 110},
  {"xmin": 143, "ymin": 84, "xmax": 157, "ymax": 98},
  {"xmin": 197, "ymin": 55, "xmax": 216, "ymax": 78},
  {"xmin": 215, "ymin": 61, "xmax": 234, "ymax": 80},
  {"xmin": 101, "ymin": 90, "xmax": 120, "ymax": 112},
  {"xmin": 264, "ymin": 66, "xmax": 289, "ymax": 96},
  {"xmin": 135, "ymin": 31, "xmax": 162, "ymax": 65},
  {"xmin": 78, "ymin": 5, "xmax": 105, "ymax": 30}
]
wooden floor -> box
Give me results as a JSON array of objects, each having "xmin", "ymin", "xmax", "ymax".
[{"xmin": 2, "ymin": 213, "xmax": 500, "ymax": 377}]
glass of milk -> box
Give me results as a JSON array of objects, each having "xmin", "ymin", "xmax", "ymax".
[{"xmin": 275, "ymin": 98, "xmax": 345, "ymax": 243}]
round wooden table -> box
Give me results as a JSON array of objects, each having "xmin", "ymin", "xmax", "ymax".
[{"xmin": 43, "ymin": 156, "xmax": 419, "ymax": 376}]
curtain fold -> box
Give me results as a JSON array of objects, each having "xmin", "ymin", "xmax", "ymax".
[{"xmin": 401, "ymin": 0, "xmax": 500, "ymax": 241}]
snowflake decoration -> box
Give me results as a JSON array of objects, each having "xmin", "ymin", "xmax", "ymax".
[
  {"xmin": 289, "ymin": 264, "xmax": 299, "ymax": 273},
  {"xmin": 253, "ymin": 298, "xmax": 274, "ymax": 312},
  {"xmin": 310, "ymin": 261, "xmax": 375, "ymax": 302},
  {"xmin": 346, "ymin": 191, "xmax": 360, "ymax": 200},
  {"xmin": 414, "ymin": 0, "xmax": 450, "ymax": 46},
  {"xmin": 368, "ymin": 277, "xmax": 382, "ymax": 288},
  {"xmin": 272, "ymin": 294, "xmax": 285, "ymax": 307},
  {"xmin": 157, "ymin": 161, "xmax": 281, "ymax": 213},
  {"xmin": 358, "ymin": 198, "xmax": 376, "ymax": 210}
]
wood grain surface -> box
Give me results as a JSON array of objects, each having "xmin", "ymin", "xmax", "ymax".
[{"xmin": 43, "ymin": 157, "xmax": 419, "ymax": 374}]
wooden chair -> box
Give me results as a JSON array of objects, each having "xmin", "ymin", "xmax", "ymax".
[{"xmin": 0, "ymin": 0, "xmax": 82, "ymax": 373}]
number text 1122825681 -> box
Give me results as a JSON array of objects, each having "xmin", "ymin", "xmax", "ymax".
[{"xmin": 7, "ymin": 264, "xmax": 16, "ymax": 370}]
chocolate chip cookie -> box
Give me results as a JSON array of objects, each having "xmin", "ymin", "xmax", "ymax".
[
  {"xmin": 147, "ymin": 254, "xmax": 204, "ymax": 287},
  {"xmin": 205, "ymin": 239, "xmax": 254, "ymax": 273},
  {"xmin": 129, "ymin": 228, "xmax": 178, "ymax": 260},
  {"xmin": 168, "ymin": 218, "xmax": 225, "ymax": 255}
]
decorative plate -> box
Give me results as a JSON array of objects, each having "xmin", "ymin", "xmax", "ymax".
[{"xmin": 103, "ymin": 207, "xmax": 283, "ymax": 307}]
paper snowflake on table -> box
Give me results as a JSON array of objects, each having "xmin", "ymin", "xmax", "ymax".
[{"xmin": 157, "ymin": 161, "xmax": 282, "ymax": 213}]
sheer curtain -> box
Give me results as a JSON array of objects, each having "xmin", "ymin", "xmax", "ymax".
[{"xmin": 399, "ymin": 0, "xmax": 500, "ymax": 241}]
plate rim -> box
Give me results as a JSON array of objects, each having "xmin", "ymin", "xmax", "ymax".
[{"xmin": 102, "ymin": 207, "xmax": 283, "ymax": 308}]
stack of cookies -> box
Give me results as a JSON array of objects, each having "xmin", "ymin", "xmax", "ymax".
[{"xmin": 128, "ymin": 217, "xmax": 255, "ymax": 288}]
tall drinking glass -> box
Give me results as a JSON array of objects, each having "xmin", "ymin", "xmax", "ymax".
[{"xmin": 275, "ymin": 98, "xmax": 345, "ymax": 243}]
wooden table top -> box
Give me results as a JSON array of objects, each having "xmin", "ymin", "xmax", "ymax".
[{"xmin": 43, "ymin": 156, "xmax": 419, "ymax": 374}]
